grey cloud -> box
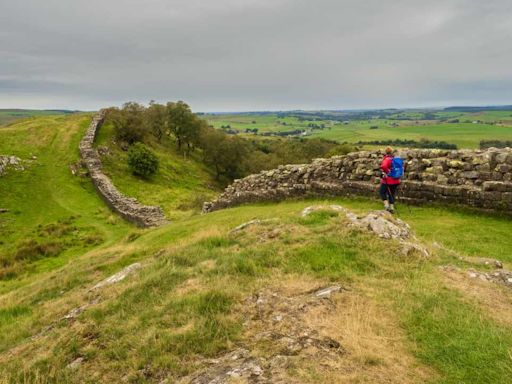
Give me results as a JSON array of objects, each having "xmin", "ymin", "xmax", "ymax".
[{"xmin": 0, "ymin": 0, "xmax": 511, "ymax": 110}]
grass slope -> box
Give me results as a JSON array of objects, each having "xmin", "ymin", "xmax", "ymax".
[
  {"xmin": 1, "ymin": 115, "xmax": 512, "ymax": 383},
  {"xmin": 94, "ymin": 121, "xmax": 220, "ymax": 221},
  {"xmin": 1, "ymin": 198, "xmax": 512, "ymax": 383},
  {"xmin": 0, "ymin": 114, "xmax": 131, "ymax": 283}
]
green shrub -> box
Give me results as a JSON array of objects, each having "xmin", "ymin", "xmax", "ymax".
[{"xmin": 127, "ymin": 143, "xmax": 159, "ymax": 177}]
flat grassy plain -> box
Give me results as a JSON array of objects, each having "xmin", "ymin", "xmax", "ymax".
[
  {"xmin": 1, "ymin": 114, "xmax": 512, "ymax": 383},
  {"xmin": 206, "ymin": 111, "xmax": 512, "ymax": 148}
]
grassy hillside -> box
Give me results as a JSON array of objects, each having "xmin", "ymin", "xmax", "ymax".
[
  {"xmin": 2, "ymin": 114, "xmax": 512, "ymax": 383},
  {"xmin": 0, "ymin": 112, "xmax": 217, "ymax": 281},
  {"xmin": 1, "ymin": 198, "xmax": 512, "ymax": 383},
  {"xmin": 0, "ymin": 114, "xmax": 131, "ymax": 282},
  {"xmin": 94, "ymin": 121, "xmax": 220, "ymax": 221}
]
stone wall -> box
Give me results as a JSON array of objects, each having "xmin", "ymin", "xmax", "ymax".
[
  {"xmin": 79, "ymin": 111, "xmax": 167, "ymax": 227},
  {"xmin": 203, "ymin": 148, "xmax": 512, "ymax": 214}
]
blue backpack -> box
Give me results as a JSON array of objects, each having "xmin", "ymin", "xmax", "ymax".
[{"xmin": 387, "ymin": 157, "xmax": 404, "ymax": 178}]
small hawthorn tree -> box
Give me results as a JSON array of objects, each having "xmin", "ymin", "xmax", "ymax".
[
  {"xmin": 145, "ymin": 101, "xmax": 167, "ymax": 142},
  {"xmin": 127, "ymin": 143, "xmax": 159, "ymax": 178},
  {"xmin": 166, "ymin": 101, "xmax": 194, "ymax": 150},
  {"xmin": 110, "ymin": 102, "xmax": 146, "ymax": 144}
]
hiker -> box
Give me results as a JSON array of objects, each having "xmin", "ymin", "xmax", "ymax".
[{"xmin": 379, "ymin": 147, "xmax": 403, "ymax": 213}]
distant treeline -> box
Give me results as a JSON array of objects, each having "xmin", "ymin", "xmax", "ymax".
[
  {"xmin": 480, "ymin": 140, "xmax": 512, "ymax": 149},
  {"xmin": 275, "ymin": 110, "xmax": 445, "ymax": 122},
  {"xmin": 356, "ymin": 139, "xmax": 457, "ymax": 150},
  {"xmin": 445, "ymin": 106, "xmax": 512, "ymax": 112}
]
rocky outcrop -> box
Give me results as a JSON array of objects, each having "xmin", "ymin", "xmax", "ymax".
[
  {"xmin": 79, "ymin": 111, "xmax": 167, "ymax": 227},
  {"xmin": 204, "ymin": 148, "xmax": 512, "ymax": 214},
  {"xmin": 301, "ymin": 205, "xmax": 429, "ymax": 257},
  {"xmin": 0, "ymin": 155, "xmax": 23, "ymax": 175},
  {"xmin": 180, "ymin": 285, "xmax": 346, "ymax": 384},
  {"xmin": 441, "ymin": 265, "xmax": 512, "ymax": 289}
]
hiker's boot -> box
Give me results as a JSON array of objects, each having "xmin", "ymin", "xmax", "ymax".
[
  {"xmin": 389, "ymin": 204, "xmax": 395, "ymax": 214},
  {"xmin": 383, "ymin": 200, "xmax": 390, "ymax": 211}
]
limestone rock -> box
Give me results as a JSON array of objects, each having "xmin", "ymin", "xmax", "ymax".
[
  {"xmin": 90, "ymin": 263, "xmax": 142, "ymax": 291},
  {"xmin": 314, "ymin": 285, "xmax": 342, "ymax": 298},
  {"xmin": 345, "ymin": 210, "xmax": 410, "ymax": 240},
  {"xmin": 301, "ymin": 204, "xmax": 347, "ymax": 217},
  {"xmin": 229, "ymin": 219, "xmax": 276, "ymax": 233},
  {"xmin": 0, "ymin": 155, "xmax": 23, "ymax": 175},
  {"xmin": 66, "ymin": 357, "xmax": 84, "ymax": 370}
]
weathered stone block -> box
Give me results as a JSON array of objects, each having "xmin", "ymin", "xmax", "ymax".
[{"xmin": 461, "ymin": 171, "xmax": 479, "ymax": 179}]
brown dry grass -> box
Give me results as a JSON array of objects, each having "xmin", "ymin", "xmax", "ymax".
[
  {"xmin": 303, "ymin": 288, "xmax": 434, "ymax": 383},
  {"xmin": 442, "ymin": 268, "xmax": 512, "ymax": 328},
  {"xmin": 237, "ymin": 275, "xmax": 435, "ymax": 384}
]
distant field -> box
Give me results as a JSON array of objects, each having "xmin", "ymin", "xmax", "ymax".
[
  {"xmin": 0, "ymin": 109, "xmax": 75, "ymax": 126},
  {"xmin": 205, "ymin": 110, "xmax": 512, "ymax": 149}
]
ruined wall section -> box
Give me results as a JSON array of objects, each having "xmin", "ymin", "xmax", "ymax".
[
  {"xmin": 79, "ymin": 111, "xmax": 167, "ymax": 227},
  {"xmin": 203, "ymin": 148, "xmax": 512, "ymax": 214}
]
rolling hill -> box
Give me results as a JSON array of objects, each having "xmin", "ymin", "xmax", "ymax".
[{"xmin": 1, "ymin": 113, "xmax": 512, "ymax": 383}]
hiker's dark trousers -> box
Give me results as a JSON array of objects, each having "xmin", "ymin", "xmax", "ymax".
[{"xmin": 380, "ymin": 184, "xmax": 398, "ymax": 204}]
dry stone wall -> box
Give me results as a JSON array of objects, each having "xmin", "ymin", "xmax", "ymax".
[
  {"xmin": 80, "ymin": 111, "xmax": 167, "ymax": 227},
  {"xmin": 203, "ymin": 148, "xmax": 512, "ymax": 214}
]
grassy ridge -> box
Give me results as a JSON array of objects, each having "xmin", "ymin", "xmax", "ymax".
[
  {"xmin": 1, "ymin": 198, "xmax": 512, "ymax": 382},
  {"xmin": 1, "ymin": 114, "xmax": 512, "ymax": 382}
]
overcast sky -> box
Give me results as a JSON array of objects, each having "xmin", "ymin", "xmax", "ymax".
[{"xmin": 1, "ymin": 0, "xmax": 512, "ymax": 111}]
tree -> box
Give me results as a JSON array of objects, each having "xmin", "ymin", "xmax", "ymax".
[
  {"xmin": 199, "ymin": 127, "xmax": 248, "ymax": 179},
  {"xmin": 198, "ymin": 127, "xmax": 226, "ymax": 178},
  {"xmin": 111, "ymin": 102, "xmax": 146, "ymax": 144},
  {"xmin": 166, "ymin": 101, "xmax": 201, "ymax": 151},
  {"xmin": 182, "ymin": 116, "xmax": 204, "ymax": 152},
  {"xmin": 145, "ymin": 101, "xmax": 167, "ymax": 142},
  {"xmin": 127, "ymin": 143, "xmax": 159, "ymax": 178}
]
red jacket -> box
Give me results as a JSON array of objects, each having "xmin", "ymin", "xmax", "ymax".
[{"xmin": 380, "ymin": 155, "xmax": 401, "ymax": 185}]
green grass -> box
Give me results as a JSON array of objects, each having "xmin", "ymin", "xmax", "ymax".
[
  {"xmin": 1, "ymin": 197, "xmax": 512, "ymax": 382},
  {"xmin": 205, "ymin": 112, "xmax": 512, "ymax": 148},
  {"xmin": 0, "ymin": 114, "xmax": 131, "ymax": 285},
  {"xmin": 312, "ymin": 121, "xmax": 512, "ymax": 149},
  {"xmin": 2, "ymin": 114, "xmax": 512, "ymax": 382},
  {"xmin": 398, "ymin": 277, "xmax": 512, "ymax": 383}
]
